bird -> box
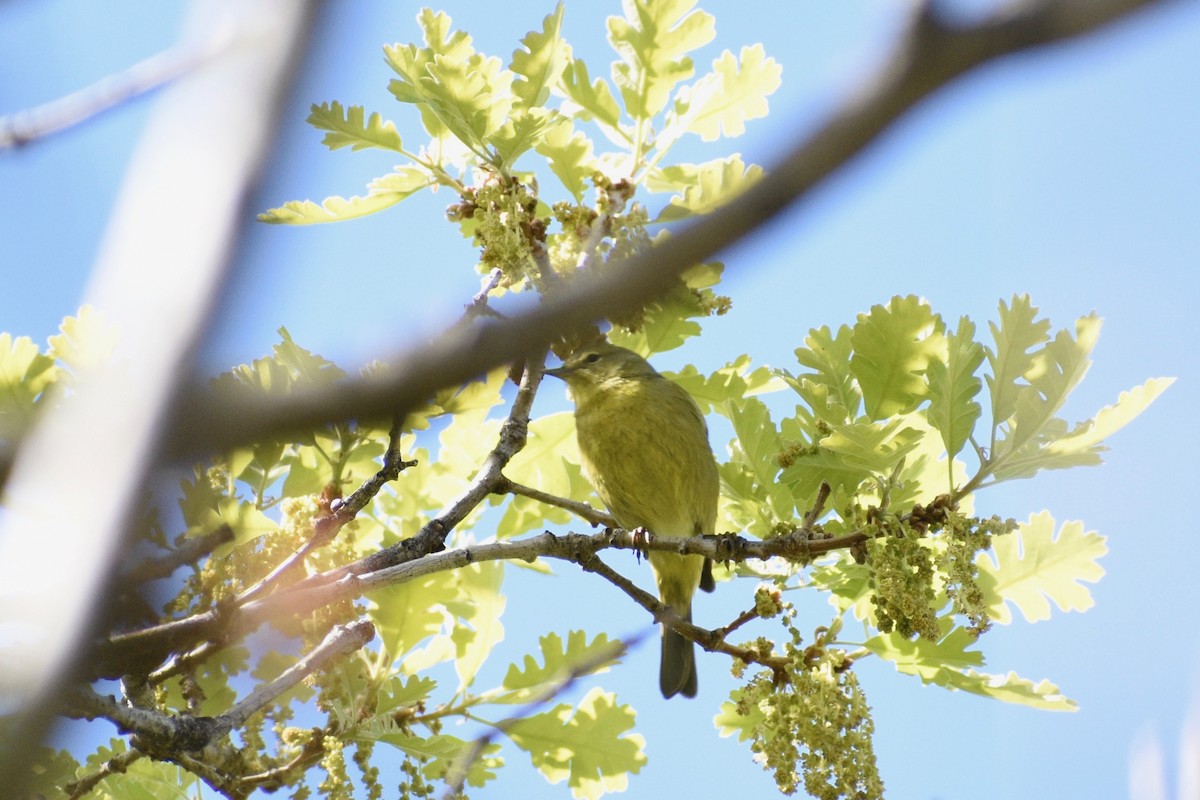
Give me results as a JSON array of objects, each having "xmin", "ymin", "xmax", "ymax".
[{"xmin": 545, "ymin": 342, "xmax": 718, "ymax": 698}]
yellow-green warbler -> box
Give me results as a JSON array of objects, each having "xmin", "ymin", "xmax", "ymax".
[{"xmin": 546, "ymin": 343, "xmax": 717, "ymax": 698}]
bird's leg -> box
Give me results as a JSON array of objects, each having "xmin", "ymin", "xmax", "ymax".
[{"xmin": 630, "ymin": 526, "xmax": 650, "ymax": 565}]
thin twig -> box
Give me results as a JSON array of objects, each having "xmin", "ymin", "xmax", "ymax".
[
  {"xmin": 714, "ymin": 606, "xmax": 762, "ymax": 640},
  {"xmin": 63, "ymin": 745, "xmax": 145, "ymax": 799},
  {"xmin": 577, "ymin": 553, "xmax": 787, "ymax": 671},
  {"xmin": 122, "ymin": 524, "xmax": 235, "ymax": 583},
  {"xmin": 0, "ymin": 37, "xmax": 231, "ymax": 150},
  {"xmin": 237, "ymin": 418, "xmax": 416, "ymax": 604},
  {"xmin": 497, "ymin": 477, "xmax": 617, "ymax": 527},
  {"xmin": 441, "ymin": 634, "xmax": 633, "ymax": 798}
]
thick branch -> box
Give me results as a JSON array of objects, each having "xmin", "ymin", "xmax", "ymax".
[{"xmin": 158, "ymin": 0, "xmax": 1172, "ymax": 460}]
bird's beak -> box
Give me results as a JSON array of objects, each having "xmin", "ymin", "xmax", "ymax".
[{"xmin": 544, "ymin": 365, "xmax": 571, "ymax": 380}]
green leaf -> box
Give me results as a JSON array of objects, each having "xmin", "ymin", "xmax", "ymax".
[
  {"xmin": 862, "ymin": 623, "xmax": 985, "ymax": 680},
  {"xmin": 200, "ymin": 498, "xmax": 277, "ymax": 549},
  {"xmin": 511, "ymin": 2, "xmax": 569, "ymax": 111},
  {"xmin": 714, "ymin": 688, "xmax": 766, "ymax": 741},
  {"xmin": 1043, "ymin": 376, "xmax": 1175, "ymax": 458},
  {"xmin": 975, "ymin": 511, "xmax": 1107, "ymax": 624},
  {"xmin": 372, "ymin": 730, "xmax": 501, "ymax": 789},
  {"xmin": 779, "ymin": 324, "xmax": 860, "ymax": 425},
  {"xmin": 608, "ymin": 261, "xmax": 726, "ymax": 354},
  {"xmin": 368, "ymin": 570, "xmax": 460, "ymax": 672},
  {"xmin": 423, "ymin": 53, "xmax": 514, "ymax": 151},
  {"xmin": 508, "ymin": 687, "xmax": 646, "ymax": 800},
  {"xmin": 47, "ymin": 305, "xmax": 119, "ymax": 373},
  {"xmin": 0, "ymin": 332, "xmax": 57, "ymax": 438},
  {"xmin": 385, "ymin": 10, "xmax": 512, "ymax": 152},
  {"xmin": 536, "ymin": 121, "xmax": 598, "ymax": 201},
  {"xmin": 559, "ymin": 58, "xmax": 623, "ymax": 134},
  {"xmin": 717, "ymin": 397, "xmax": 795, "ymax": 534},
  {"xmin": 985, "ymin": 294, "xmax": 1051, "ymax": 433},
  {"xmin": 989, "ymin": 376, "xmax": 1174, "ymax": 482},
  {"xmin": 451, "ymin": 561, "xmax": 506, "ymax": 690},
  {"xmin": 662, "ymin": 44, "xmax": 781, "ymax": 145},
  {"xmin": 491, "ymin": 107, "xmax": 564, "ymax": 169},
  {"xmin": 377, "ymin": 674, "xmax": 438, "ymax": 714},
  {"xmin": 431, "ymin": 369, "xmax": 507, "ymax": 417},
  {"xmin": 931, "ymin": 669, "xmax": 1076, "ymax": 711},
  {"xmin": 259, "ymin": 167, "xmax": 433, "ymax": 224},
  {"xmin": 867, "ymin": 622, "xmax": 1076, "ymax": 710},
  {"xmin": 850, "ymin": 295, "xmax": 946, "ymax": 420},
  {"xmin": 606, "ymin": 0, "xmax": 716, "ymax": 120},
  {"xmin": 665, "ymin": 354, "xmax": 785, "ymax": 415},
  {"xmin": 307, "ymin": 101, "xmax": 404, "ymax": 152},
  {"xmin": 780, "ymin": 418, "xmax": 921, "ymax": 501},
  {"xmin": 273, "ymin": 328, "xmax": 347, "ymax": 385},
  {"xmin": 650, "ymin": 155, "xmax": 763, "ymax": 221},
  {"xmin": 925, "ymin": 316, "xmax": 985, "ymax": 460},
  {"xmin": 995, "ymin": 313, "xmax": 1101, "ymax": 461},
  {"xmin": 500, "ymin": 630, "xmax": 622, "ymax": 700}
]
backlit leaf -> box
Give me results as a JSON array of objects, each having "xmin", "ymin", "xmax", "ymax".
[
  {"xmin": 508, "ymin": 687, "xmax": 646, "ymax": 800},
  {"xmin": 663, "ymin": 44, "xmax": 780, "ymax": 145},
  {"xmin": 976, "ymin": 511, "xmax": 1106, "ymax": 624},
  {"xmin": 512, "ymin": 3, "xmax": 569, "ymax": 111},
  {"xmin": 307, "ymin": 101, "xmax": 403, "ymax": 152},
  {"xmin": 925, "ymin": 316, "xmax": 985, "ymax": 460},
  {"xmin": 607, "ymin": 0, "xmax": 715, "ymax": 120},
  {"xmin": 850, "ymin": 295, "xmax": 946, "ymax": 420}
]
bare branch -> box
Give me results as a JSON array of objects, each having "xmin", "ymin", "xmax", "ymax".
[
  {"xmin": 95, "ymin": 522, "xmax": 862, "ymax": 676},
  {"xmin": 65, "ymin": 620, "xmax": 374, "ymax": 752},
  {"xmin": 497, "ymin": 477, "xmax": 617, "ymax": 528},
  {"xmin": 63, "ymin": 748, "xmax": 145, "ymax": 800},
  {"xmin": 575, "ymin": 553, "xmax": 787, "ymax": 671},
  {"xmin": 122, "ymin": 524, "xmax": 235, "ymax": 583},
  {"xmin": 0, "ymin": 37, "xmax": 230, "ymax": 150}
]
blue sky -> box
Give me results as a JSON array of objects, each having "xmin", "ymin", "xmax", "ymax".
[{"xmin": 3, "ymin": 1, "xmax": 1199, "ymax": 798}]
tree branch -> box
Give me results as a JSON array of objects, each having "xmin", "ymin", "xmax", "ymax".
[
  {"xmin": 66, "ymin": 620, "xmax": 374, "ymax": 754},
  {"xmin": 94, "ymin": 520, "xmax": 867, "ymax": 677},
  {"xmin": 0, "ymin": 36, "xmax": 231, "ymax": 150},
  {"xmin": 158, "ymin": 0, "xmax": 1174, "ymax": 461},
  {"xmin": 497, "ymin": 477, "xmax": 617, "ymax": 528},
  {"xmin": 121, "ymin": 524, "xmax": 235, "ymax": 583}
]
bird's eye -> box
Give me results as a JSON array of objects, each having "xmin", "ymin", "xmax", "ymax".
[{"xmin": 584, "ymin": 353, "xmax": 601, "ymax": 364}]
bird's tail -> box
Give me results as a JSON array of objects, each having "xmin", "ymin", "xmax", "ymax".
[{"xmin": 660, "ymin": 605, "xmax": 697, "ymax": 699}]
